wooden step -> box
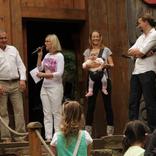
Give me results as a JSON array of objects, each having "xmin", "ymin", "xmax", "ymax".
[
  {"xmin": 0, "ymin": 135, "xmax": 124, "ymax": 156},
  {"xmin": 0, "ymin": 141, "xmax": 28, "ymax": 148}
]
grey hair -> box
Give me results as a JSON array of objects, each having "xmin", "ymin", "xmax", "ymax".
[{"xmin": 0, "ymin": 29, "xmax": 5, "ymax": 33}]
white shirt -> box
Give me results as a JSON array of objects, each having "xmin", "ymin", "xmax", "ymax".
[
  {"xmin": 82, "ymin": 58, "xmax": 104, "ymax": 72},
  {"xmin": 50, "ymin": 130, "xmax": 93, "ymax": 146},
  {"xmin": 124, "ymin": 146, "xmax": 145, "ymax": 156},
  {"xmin": 38, "ymin": 52, "xmax": 64, "ymax": 87},
  {"xmin": 0, "ymin": 45, "xmax": 26, "ymax": 80},
  {"xmin": 129, "ymin": 28, "xmax": 156, "ymax": 74}
]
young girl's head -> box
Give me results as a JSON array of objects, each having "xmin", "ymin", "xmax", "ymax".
[
  {"xmin": 122, "ymin": 120, "xmax": 150, "ymax": 152},
  {"xmin": 60, "ymin": 101, "xmax": 84, "ymax": 138}
]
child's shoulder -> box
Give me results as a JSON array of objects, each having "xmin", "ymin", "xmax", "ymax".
[{"xmin": 81, "ymin": 130, "xmax": 91, "ymax": 137}]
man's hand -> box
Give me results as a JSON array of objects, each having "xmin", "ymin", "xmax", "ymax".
[
  {"xmin": 128, "ymin": 48, "xmax": 144, "ymax": 58},
  {"xmin": 0, "ymin": 85, "xmax": 7, "ymax": 95},
  {"xmin": 19, "ymin": 80, "xmax": 26, "ymax": 91},
  {"xmin": 36, "ymin": 72, "xmax": 44, "ymax": 78}
]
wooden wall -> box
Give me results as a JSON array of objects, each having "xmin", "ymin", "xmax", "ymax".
[
  {"xmin": 84, "ymin": 0, "xmax": 156, "ymax": 136},
  {"xmin": 21, "ymin": 0, "xmax": 85, "ymax": 19},
  {"xmin": 85, "ymin": 0, "xmax": 129, "ymax": 136},
  {"xmin": 0, "ymin": 0, "xmax": 156, "ymax": 136}
]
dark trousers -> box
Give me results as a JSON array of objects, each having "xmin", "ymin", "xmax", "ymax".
[
  {"xmin": 129, "ymin": 71, "xmax": 156, "ymax": 131},
  {"xmin": 86, "ymin": 79, "xmax": 114, "ymax": 126}
]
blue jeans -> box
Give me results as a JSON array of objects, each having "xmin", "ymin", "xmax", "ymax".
[{"xmin": 129, "ymin": 71, "xmax": 156, "ymax": 131}]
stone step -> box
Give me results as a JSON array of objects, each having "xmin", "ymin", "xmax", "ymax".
[
  {"xmin": 92, "ymin": 135, "xmax": 123, "ymax": 156},
  {"xmin": 0, "ymin": 141, "xmax": 50, "ymax": 156},
  {"xmin": 92, "ymin": 149, "xmax": 122, "ymax": 156},
  {"xmin": 93, "ymin": 135, "xmax": 123, "ymax": 149}
]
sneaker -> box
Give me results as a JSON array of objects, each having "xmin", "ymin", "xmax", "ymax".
[
  {"xmin": 107, "ymin": 125, "xmax": 114, "ymax": 136},
  {"xmin": 102, "ymin": 89, "xmax": 108, "ymax": 95},
  {"xmin": 46, "ymin": 139, "xmax": 52, "ymax": 143},
  {"xmin": 85, "ymin": 92, "xmax": 93, "ymax": 97}
]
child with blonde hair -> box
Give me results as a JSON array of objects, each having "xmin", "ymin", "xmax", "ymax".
[{"xmin": 50, "ymin": 101, "xmax": 93, "ymax": 156}]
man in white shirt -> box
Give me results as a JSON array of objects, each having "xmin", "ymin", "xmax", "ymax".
[
  {"xmin": 0, "ymin": 29, "xmax": 26, "ymax": 142},
  {"xmin": 128, "ymin": 13, "xmax": 156, "ymax": 132}
]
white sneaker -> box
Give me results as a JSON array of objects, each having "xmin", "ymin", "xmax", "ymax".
[{"xmin": 107, "ymin": 125, "xmax": 114, "ymax": 136}]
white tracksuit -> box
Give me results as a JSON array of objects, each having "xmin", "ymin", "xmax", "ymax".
[{"xmin": 38, "ymin": 52, "xmax": 64, "ymax": 140}]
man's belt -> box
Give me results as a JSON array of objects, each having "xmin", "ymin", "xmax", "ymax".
[{"xmin": 0, "ymin": 79, "xmax": 19, "ymax": 82}]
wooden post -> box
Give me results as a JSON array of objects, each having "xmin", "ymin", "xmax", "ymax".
[{"xmin": 27, "ymin": 122, "xmax": 43, "ymax": 156}]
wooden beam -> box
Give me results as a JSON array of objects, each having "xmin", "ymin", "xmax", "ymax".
[
  {"xmin": 0, "ymin": 0, "xmax": 11, "ymax": 41},
  {"xmin": 21, "ymin": 7, "xmax": 86, "ymax": 20},
  {"xmin": 10, "ymin": 0, "xmax": 24, "ymax": 57}
]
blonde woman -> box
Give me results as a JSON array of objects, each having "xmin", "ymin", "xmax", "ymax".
[
  {"xmin": 37, "ymin": 34, "xmax": 64, "ymax": 141},
  {"xmin": 50, "ymin": 101, "xmax": 93, "ymax": 156}
]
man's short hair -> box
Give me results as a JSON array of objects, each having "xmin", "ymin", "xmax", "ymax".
[
  {"xmin": 0, "ymin": 29, "xmax": 5, "ymax": 33},
  {"xmin": 139, "ymin": 13, "xmax": 156, "ymax": 27}
]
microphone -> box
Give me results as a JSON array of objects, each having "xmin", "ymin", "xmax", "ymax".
[{"xmin": 32, "ymin": 46, "xmax": 45, "ymax": 54}]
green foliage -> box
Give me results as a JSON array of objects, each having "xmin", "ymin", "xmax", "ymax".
[{"xmin": 63, "ymin": 50, "xmax": 76, "ymax": 82}]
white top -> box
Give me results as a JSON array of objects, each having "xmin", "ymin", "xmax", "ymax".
[
  {"xmin": 82, "ymin": 58, "xmax": 104, "ymax": 72},
  {"xmin": 38, "ymin": 52, "xmax": 64, "ymax": 87},
  {"xmin": 129, "ymin": 28, "xmax": 156, "ymax": 74},
  {"xmin": 50, "ymin": 130, "xmax": 93, "ymax": 146},
  {"xmin": 0, "ymin": 45, "xmax": 26, "ymax": 80},
  {"xmin": 124, "ymin": 146, "xmax": 145, "ymax": 156}
]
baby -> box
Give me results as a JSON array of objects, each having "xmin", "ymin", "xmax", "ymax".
[{"xmin": 82, "ymin": 51, "xmax": 108, "ymax": 97}]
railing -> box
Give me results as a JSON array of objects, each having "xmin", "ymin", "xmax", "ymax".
[
  {"xmin": 0, "ymin": 116, "xmax": 54, "ymax": 156},
  {"xmin": 27, "ymin": 122, "xmax": 54, "ymax": 156}
]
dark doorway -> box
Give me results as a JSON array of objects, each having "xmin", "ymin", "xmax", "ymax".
[{"xmin": 25, "ymin": 19, "xmax": 84, "ymax": 137}]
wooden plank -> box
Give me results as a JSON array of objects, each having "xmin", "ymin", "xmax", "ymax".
[
  {"xmin": 10, "ymin": 0, "xmax": 29, "ymax": 125},
  {"xmin": 74, "ymin": 0, "xmax": 85, "ymax": 9},
  {"xmin": 22, "ymin": 23, "xmax": 29, "ymax": 124},
  {"xmin": 86, "ymin": 0, "xmax": 130, "ymax": 136},
  {"xmin": 10, "ymin": 0, "xmax": 24, "ymax": 57},
  {"xmin": 21, "ymin": 7, "xmax": 86, "ymax": 20},
  {"xmin": 0, "ymin": 142, "xmax": 28, "ymax": 148},
  {"xmin": 107, "ymin": 0, "xmax": 129, "ymax": 134},
  {"xmin": 21, "ymin": 0, "xmax": 85, "ymax": 9},
  {"xmin": 0, "ymin": 0, "xmax": 11, "ymax": 42},
  {"xmin": 58, "ymin": 0, "xmax": 73, "ymax": 8},
  {"xmin": 88, "ymin": 0, "xmax": 108, "ymax": 43}
]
